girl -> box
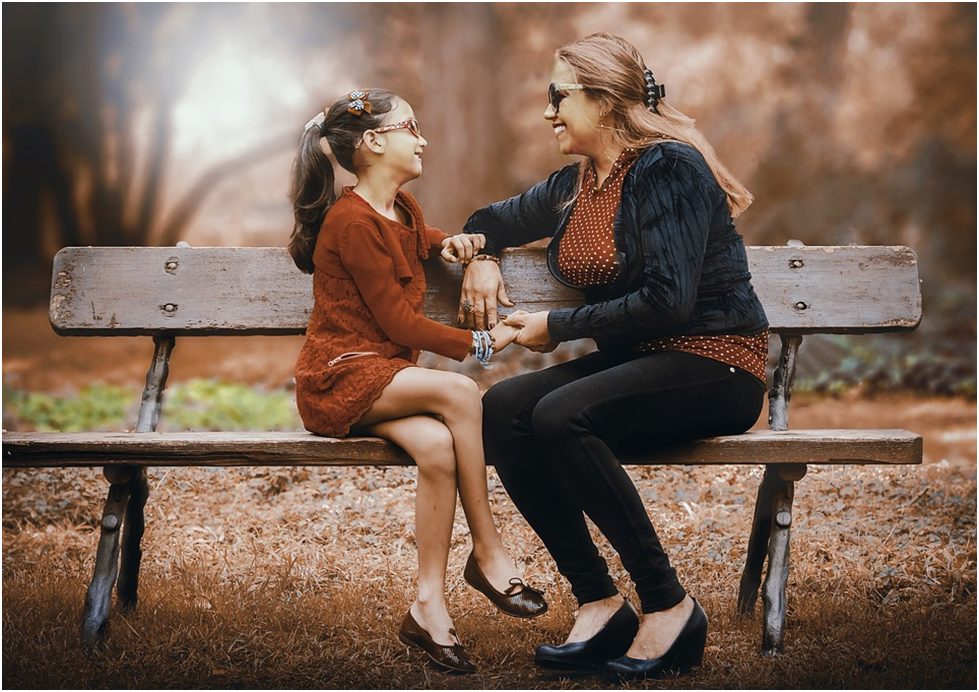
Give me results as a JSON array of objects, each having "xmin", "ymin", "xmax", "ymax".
[{"xmin": 288, "ymin": 89, "xmax": 546, "ymax": 674}]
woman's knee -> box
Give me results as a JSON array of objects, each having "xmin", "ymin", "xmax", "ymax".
[
  {"xmin": 483, "ymin": 375, "xmax": 533, "ymax": 428},
  {"xmin": 530, "ymin": 390, "xmax": 587, "ymax": 444}
]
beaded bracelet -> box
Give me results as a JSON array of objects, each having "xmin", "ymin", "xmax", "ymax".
[
  {"xmin": 461, "ymin": 254, "xmax": 501, "ymax": 268},
  {"xmin": 471, "ymin": 329, "xmax": 495, "ymax": 368}
]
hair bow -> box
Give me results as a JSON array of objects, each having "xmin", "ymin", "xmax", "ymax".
[{"xmin": 347, "ymin": 90, "xmax": 372, "ymax": 116}]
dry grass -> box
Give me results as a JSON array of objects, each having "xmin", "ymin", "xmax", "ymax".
[{"xmin": 3, "ymin": 393, "xmax": 977, "ymax": 689}]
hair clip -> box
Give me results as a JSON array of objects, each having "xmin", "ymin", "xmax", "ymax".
[
  {"xmin": 643, "ymin": 69, "xmax": 666, "ymax": 113},
  {"xmin": 304, "ymin": 111, "xmax": 326, "ymax": 132},
  {"xmin": 347, "ymin": 90, "xmax": 372, "ymax": 116}
]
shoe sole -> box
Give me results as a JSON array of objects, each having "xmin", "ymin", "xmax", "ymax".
[
  {"xmin": 398, "ymin": 632, "xmax": 475, "ymax": 674},
  {"xmin": 534, "ymin": 653, "xmax": 601, "ymax": 672}
]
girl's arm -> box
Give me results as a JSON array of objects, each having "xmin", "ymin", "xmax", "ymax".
[{"xmin": 341, "ymin": 222, "xmax": 473, "ymax": 360}]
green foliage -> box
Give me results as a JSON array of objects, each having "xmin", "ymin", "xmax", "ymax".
[
  {"xmin": 3, "ymin": 380, "xmax": 301, "ymax": 433},
  {"xmin": 794, "ymin": 336, "xmax": 977, "ymax": 398},
  {"xmin": 2, "ymin": 383, "xmax": 135, "ymax": 432},
  {"xmin": 162, "ymin": 380, "xmax": 300, "ymax": 432},
  {"xmin": 786, "ymin": 288, "xmax": 976, "ymax": 399}
]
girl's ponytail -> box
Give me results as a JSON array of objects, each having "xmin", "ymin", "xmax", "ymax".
[
  {"xmin": 289, "ymin": 120, "xmax": 336, "ymax": 274},
  {"xmin": 288, "ymin": 90, "xmax": 399, "ymax": 274}
]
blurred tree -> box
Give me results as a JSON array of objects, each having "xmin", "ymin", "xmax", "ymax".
[
  {"xmin": 413, "ymin": 3, "xmax": 509, "ymax": 233},
  {"xmin": 3, "ymin": 1, "xmax": 974, "ymax": 320},
  {"xmin": 745, "ymin": 1, "xmax": 976, "ymax": 295},
  {"xmin": 2, "ymin": 4, "xmax": 297, "ymax": 301},
  {"xmin": 745, "ymin": 2, "xmax": 855, "ymax": 244}
]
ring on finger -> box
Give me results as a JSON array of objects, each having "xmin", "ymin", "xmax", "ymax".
[{"xmin": 462, "ymin": 299, "xmax": 473, "ymax": 313}]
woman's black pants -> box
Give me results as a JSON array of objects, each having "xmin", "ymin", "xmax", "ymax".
[{"xmin": 483, "ymin": 349, "xmax": 765, "ymax": 614}]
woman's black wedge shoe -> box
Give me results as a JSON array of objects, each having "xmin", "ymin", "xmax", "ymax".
[
  {"xmin": 534, "ymin": 601, "xmax": 639, "ymax": 671},
  {"xmin": 603, "ymin": 597, "xmax": 708, "ymax": 681}
]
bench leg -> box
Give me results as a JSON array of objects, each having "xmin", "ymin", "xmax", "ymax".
[
  {"xmin": 738, "ymin": 464, "xmax": 807, "ymax": 656},
  {"xmin": 760, "ymin": 476, "xmax": 794, "ymax": 656},
  {"xmin": 81, "ymin": 466, "xmax": 135, "ymax": 647},
  {"xmin": 737, "ymin": 468, "xmax": 776, "ymax": 615},
  {"xmin": 81, "ymin": 335, "xmax": 173, "ymax": 646},
  {"xmin": 117, "ymin": 467, "xmax": 149, "ymax": 610},
  {"xmin": 761, "ymin": 465, "xmax": 807, "ymax": 656}
]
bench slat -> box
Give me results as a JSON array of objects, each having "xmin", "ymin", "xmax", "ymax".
[
  {"xmin": 3, "ymin": 429, "xmax": 922, "ymax": 468},
  {"xmin": 49, "ymin": 245, "xmax": 921, "ymax": 336}
]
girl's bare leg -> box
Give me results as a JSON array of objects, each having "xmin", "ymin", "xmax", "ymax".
[
  {"xmin": 358, "ymin": 368, "xmax": 524, "ymax": 594},
  {"xmin": 358, "ymin": 414, "xmax": 458, "ymax": 646}
]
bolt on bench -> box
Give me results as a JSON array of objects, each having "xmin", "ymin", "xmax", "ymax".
[{"xmin": 3, "ymin": 243, "xmax": 923, "ymax": 654}]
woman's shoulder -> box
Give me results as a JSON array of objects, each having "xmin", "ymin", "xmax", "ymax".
[
  {"xmin": 635, "ymin": 140, "xmax": 706, "ymax": 169},
  {"xmin": 534, "ymin": 162, "xmax": 580, "ymax": 201},
  {"xmin": 633, "ymin": 141, "xmax": 715, "ymax": 185}
]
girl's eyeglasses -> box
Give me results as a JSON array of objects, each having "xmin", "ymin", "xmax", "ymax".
[
  {"xmin": 373, "ymin": 118, "xmax": 422, "ymax": 138},
  {"xmin": 548, "ymin": 83, "xmax": 585, "ymax": 113}
]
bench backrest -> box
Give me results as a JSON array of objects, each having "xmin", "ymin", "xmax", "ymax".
[{"xmin": 48, "ymin": 245, "xmax": 921, "ymax": 337}]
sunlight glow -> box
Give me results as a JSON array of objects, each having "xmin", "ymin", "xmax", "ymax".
[{"xmin": 173, "ymin": 39, "xmax": 306, "ymax": 158}]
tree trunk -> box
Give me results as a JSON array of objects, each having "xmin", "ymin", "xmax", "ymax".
[{"xmin": 414, "ymin": 4, "xmax": 508, "ymax": 234}]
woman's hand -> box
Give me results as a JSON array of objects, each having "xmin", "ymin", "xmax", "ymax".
[
  {"xmin": 488, "ymin": 321, "xmax": 521, "ymax": 352},
  {"xmin": 440, "ymin": 233, "xmax": 486, "ymax": 264},
  {"xmin": 459, "ymin": 260, "xmax": 514, "ymax": 329},
  {"xmin": 503, "ymin": 310, "xmax": 558, "ymax": 353}
]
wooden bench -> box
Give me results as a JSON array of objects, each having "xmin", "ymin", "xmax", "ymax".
[{"xmin": 3, "ymin": 243, "xmax": 923, "ymax": 656}]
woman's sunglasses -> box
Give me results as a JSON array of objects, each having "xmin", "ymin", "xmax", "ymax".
[
  {"xmin": 548, "ymin": 82, "xmax": 585, "ymax": 113},
  {"xmin": 373, "ymin": 118, "xmax": 422, "ymax": 138}
]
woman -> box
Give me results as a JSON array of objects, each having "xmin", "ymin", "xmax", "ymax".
[
  {"xmin": 289, "ymin": 89, "xmax": 545, "ymax": 674},
  {"xmin": 454, "ymin": 33, "xmax": 769, "ymax": 680}
]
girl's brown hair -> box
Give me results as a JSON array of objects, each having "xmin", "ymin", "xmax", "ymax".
[{"xmin": 289, "ymin": 89, "xmax": 398, "ymax": 273}]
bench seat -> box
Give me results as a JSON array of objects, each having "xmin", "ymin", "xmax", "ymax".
[{"xmin": 4, "ymin": 428, "xmax": 922, "ymax": 468}]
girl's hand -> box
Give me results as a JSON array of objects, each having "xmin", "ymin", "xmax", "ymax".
[
  {"xmin": 440, "ymin": 233, "xmax": 486, "ymax": 263},
  {"xmin": 503, "ymin": 310, "xmax": 558, "ymax": 353},
  {"xmin": 459, "ymin": 260, "xmax": 514, "ymax": 329}
]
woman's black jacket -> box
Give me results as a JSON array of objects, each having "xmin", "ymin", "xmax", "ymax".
[{"xmin": 462, "ymin": 141, "xmax": 769, "ymax": 353}]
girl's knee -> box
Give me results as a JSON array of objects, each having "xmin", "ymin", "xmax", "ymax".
[
  {"xmin": 438, "ymin": 372, "xmax": 481, "ymax": 413},
  {"xmin": 450, "ymin": 372, "xmax": 481, "ymax": 399},
  {"xmin": 410, "ymin": 421, "xmax": 457, "ymax": 478}
]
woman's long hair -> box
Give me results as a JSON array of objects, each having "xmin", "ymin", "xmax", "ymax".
[
  {"xmin": 557, "ymin": 33, "xmax": 753, "ymax": 218},
  {"xmin": 289, "ymin": 89, "xmax": 398, "ymax": 273}
]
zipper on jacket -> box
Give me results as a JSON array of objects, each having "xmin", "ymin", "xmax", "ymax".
[{"xmin": 327, "ymin": 351, "xmax": 379, "ymax": 367}]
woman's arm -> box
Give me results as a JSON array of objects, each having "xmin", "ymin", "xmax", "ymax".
[
  {"xmin": 462, "ymin": 164, "xmax": 577, "ymax": 254},
  {"xmin": 457, "ymin": 164, "xmax": 578, "ymax": 328}
]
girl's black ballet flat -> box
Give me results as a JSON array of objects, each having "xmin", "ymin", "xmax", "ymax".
[
  {"xmin": 534, "ymin": 601, "xmax": 639, "ymax": 671},
  {"xmin": 398, "ymin": 610, "xmax": 476, "ymax": 674},
  {"xmin": 603, "ymin": 597, "xmax": 708, "ymax": 681},
  {"xmin": 463, "ymin": 552, "xmax": 548, "ymax": 618}
]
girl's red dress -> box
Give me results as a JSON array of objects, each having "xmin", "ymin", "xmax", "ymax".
[{"xmin": 295, "ymin": 188, "xmax": 471, "ymax": 437}]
